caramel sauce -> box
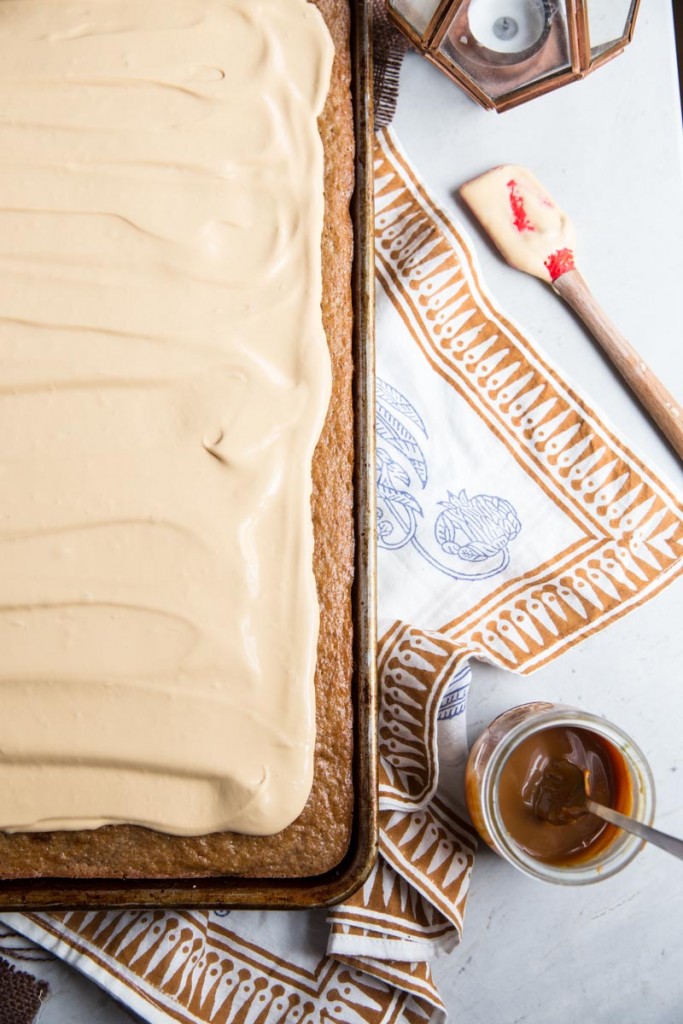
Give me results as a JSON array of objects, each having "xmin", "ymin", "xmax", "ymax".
[{"xmin": 498, "ymin": 726, "xmax": 632, "ymax": 865}]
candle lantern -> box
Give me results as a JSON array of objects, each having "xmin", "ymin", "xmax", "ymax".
[{"xmin": 387, "ymin": 0, "xmax": 641, "ymax": 111}]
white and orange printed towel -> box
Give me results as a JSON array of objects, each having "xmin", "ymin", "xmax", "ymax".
[{"xmin": 2, "ymin": 128, "xmax": 681, "ymax": 1024}]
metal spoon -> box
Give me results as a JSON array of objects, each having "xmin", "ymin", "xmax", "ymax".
[{"xmin": 534, "ymin": 759, "xmax": 683, "ymax": 862}]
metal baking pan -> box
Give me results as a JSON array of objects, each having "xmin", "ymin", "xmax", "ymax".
[{"xmin": 0, "ymin": 0, "xmax": 376, "ymax": 911}]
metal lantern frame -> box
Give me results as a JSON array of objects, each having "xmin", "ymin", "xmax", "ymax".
[{"xmin": 387, "ymin": 0, "xmax": 642, "ymax": 111}]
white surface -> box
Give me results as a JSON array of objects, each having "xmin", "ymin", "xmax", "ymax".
[
  {"xmin": 391, "ymin": 2, "xmax": 683, "ymax": 1022},
  {"xmin": 18, "ymin": 2, "xmax": 683, "ymax": 1022}
]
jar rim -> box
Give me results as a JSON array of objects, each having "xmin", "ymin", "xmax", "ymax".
[{"xmin": 479, "ymin": 705, "xmax": 656, "ymax": 885}]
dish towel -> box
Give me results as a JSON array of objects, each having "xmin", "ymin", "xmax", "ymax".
[{"xmin": 2, "ymin": 128, "xmax": 682, "ymax": 1024}]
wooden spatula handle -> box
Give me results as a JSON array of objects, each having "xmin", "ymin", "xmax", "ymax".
[{"xmin": 553, "ymin": 269, "xmax": 683, "ymax": 460}]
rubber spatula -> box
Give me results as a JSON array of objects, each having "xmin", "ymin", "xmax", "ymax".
[{"xmin": 460, "ymin": 166, "xmax": 683, "ymax": 461}]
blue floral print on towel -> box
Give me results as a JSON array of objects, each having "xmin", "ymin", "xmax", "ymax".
[
  {"xmin": 376, "ymin": 378, "xmax": 521, "ymax": 581},
  {"xmin": 437, "ymin": 664, "xmax": 471, "ymax": 721}
]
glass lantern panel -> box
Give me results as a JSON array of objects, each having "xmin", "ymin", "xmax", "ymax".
[
  {"xmin": 588, "ymin": 0, "xmax": 636, "ymax": 58},
  {"xmin": 437, "ymin": 0, "xmax": 571, "ymax": 102},
  {"xmin": 389, "ymin": 0, "xmax": 442, "ymax": 37}
]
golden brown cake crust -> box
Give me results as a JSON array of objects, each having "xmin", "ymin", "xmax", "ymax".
[{"xmin": 0, "ymin": 0, "xmax": 355, "ymax": 880}]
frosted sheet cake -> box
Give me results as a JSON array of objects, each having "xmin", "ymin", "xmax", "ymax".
[{"xmin": 0, "ymin": 0, "xmax": 355, "ymax": 877}]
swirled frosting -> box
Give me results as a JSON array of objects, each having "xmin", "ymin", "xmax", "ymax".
[{"xmin": 0, "ymin": 0, "xmax": 333, "ymax": 836}]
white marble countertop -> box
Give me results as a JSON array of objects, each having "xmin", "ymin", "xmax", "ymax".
[{"xmin": 12, "ymin": 2, "xmax": 683, "ymax": 1022}]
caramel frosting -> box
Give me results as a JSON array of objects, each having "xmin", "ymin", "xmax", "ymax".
[
  {"xmin": 0, "ymin": 0, "xmax": 334, "ymax": 836},
  {"xmin": 460, "ymin": 165, "xmax": 576, "ymax": 283}
]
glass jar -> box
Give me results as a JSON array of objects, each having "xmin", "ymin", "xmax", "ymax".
[{"xmin": 465, "ymin": 702, "xmax": 655, "ymax": 885}]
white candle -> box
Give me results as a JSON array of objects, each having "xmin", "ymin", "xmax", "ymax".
[{"xmin": 467, "ymin": 0, "xmax": 547, "ymax": 54}]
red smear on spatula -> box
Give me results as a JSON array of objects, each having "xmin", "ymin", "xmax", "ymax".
[
  {"xmin": 507, "ymin": 179, "xmax": 535, "ymax": 233},
  {"xmin": 544, "ymin": 247, "xmax": 575, "ymax": 282}
]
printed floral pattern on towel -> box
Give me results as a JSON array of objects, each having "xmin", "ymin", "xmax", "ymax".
[
  {"xmin": 436, "ymin": 666, "xmax": 470, "ymax": 721},
  {"xmin": 374, "ymin": 128, "xmax": 683, "ymax": 673},
  {"xmin": 377, "ymin": 377, "xmax": 522, "ymax": 580}
]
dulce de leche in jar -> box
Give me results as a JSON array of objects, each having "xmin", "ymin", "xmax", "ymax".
[{"xmin": 466, "ymin": 703, "xmax": 655, "ymax": 885}]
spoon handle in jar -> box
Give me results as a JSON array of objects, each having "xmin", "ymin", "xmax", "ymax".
[{"xmin": 586, "ymin": 799, "xmax": 683, "ymax": 862}]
